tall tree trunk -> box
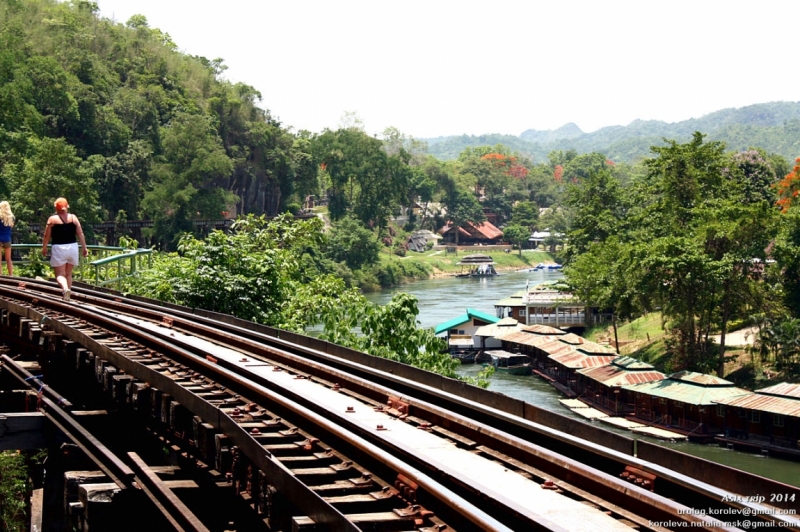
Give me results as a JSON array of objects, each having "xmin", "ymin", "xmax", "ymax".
[
  {"xmin": 718, "ymin": 286, "xmax": 731, "ymax": 378},
  {"xmin": 612, "ymin": 313, "xmax": 620, "ymax": 355}
]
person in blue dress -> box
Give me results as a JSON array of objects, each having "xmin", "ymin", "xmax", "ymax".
[{"xmin": 0, "ymin": 201, "xmax": 15, "ymax": 276}]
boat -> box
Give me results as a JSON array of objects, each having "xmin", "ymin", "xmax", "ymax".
[
  {"xmin": 455, "ymin": 254, "xmax": 499, "ymax": 278},
  {"xmin": 530, "ymin": 262, "xmax": 563, "ymax": 272},
  {"xmin": 482, "ymin": 350, "xmax": 533, "ymax": 375}
]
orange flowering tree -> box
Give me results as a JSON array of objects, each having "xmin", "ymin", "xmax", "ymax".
[
  {"xmin": 479, "ymin": 152, "xmax": 529, "ymax": 179},
  {"xmin": 775, "ymin": 157, "xmax": 800, "ymax": 212}
]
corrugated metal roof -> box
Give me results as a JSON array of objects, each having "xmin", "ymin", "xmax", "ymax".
[
  {"xmin": 522, "ymin": 290, "xmax": 580, "ymax": 305},
  {"xmin": 549, "ymin": 352, "xmax": 617, "ymax": 369},
  {"xmin": 520, "ymin": 324, "xmax": 566, "ymax": 335},
  {"xmin": 714, "ymin": 393, "xmax": 800, "ymax": 418},
  {"xmin": 611, "ymin": 356, "xmax": 656, "ymax": 370},
  {"xmin": 668, "ymin": 371, "xmax": 734, "ymax": 387},
  {"xmin": 559, "ymin": 333, "xmax": 586, "ymax": 345},
  {"xmin": 545, "ymin": 342, "xmax": 579, "ymax": 357},
  {"xmin": 623, "ymin": 378, "xmax": 751, "ymax": 405},
  {"xmin": 494, "ymin": 290, "xmax": 584, "ymax": 308},
  {"xmin": 473, "ymin": 320, "xmax": 524, "ymax": 337},
  {"xmin": 434, "ymin": 308, "xmax": 499, "ymax": 335},
  {"xmin": 494, "ymin": 291, "xmax": 525, "ymax": 307},
  {"xmin": 577, "ymin": 362, "xmax": 666, "ymax": 387},
  {"xmin": 756, "ymin": 382, "xmax": 800, "ymax": 399},
  {"xmin": 558, "ymin": 333, "xmax": 615, "ymax": 354},
  {"xmin": 495, "ymin": 331, "xmax": 557, "ymax": 346}
]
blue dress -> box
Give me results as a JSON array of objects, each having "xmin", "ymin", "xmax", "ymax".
[{"xmin": 0, "ymin": 220, "xmax": 12, "ymax": 243}]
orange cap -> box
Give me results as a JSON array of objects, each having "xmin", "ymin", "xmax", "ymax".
[{"xmin": 54, "ymin": 197, "xmax": 69, "ymax": 211}]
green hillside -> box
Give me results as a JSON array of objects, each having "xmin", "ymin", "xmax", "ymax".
[{"xmin": 426, "ymin": 102, "xmax": 800, "ymax": 163}]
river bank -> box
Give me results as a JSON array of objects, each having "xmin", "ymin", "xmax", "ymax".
[
  {"xmin": 363, "ymin": 270, "xmax": 800, "ymax": 487},
  {"xmin": 375, "ymin": 248, "xmax": 557, "ymax": 284}
]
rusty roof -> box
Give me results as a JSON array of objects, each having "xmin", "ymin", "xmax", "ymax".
[
  {"xmin": 496, "ymin": 331, "xmax": 557, "ymax": 346},
  {"xmin": 559, "ymin": 333, "xmax": 615, "ymax": 354},
  {"xmin": 611, "ymin": 356, "xmax": 656, "ymax": 370},
  {"xmin": 473, "ymin": 319, "xmax": 524, "ymax": 337},
  {"xmin": 668, "ymin": 371, "xmax": 735, "ymax": 387},
  {"xmin": 559, "ymin": 333, "xmax": 586, "ymax": 345},
  {"xmin": 756, "ymin": 382, "xmax": 800, "ymax": 399},
  {"xmin": 714, "ymin": 393, "xmax": 800, "ymax": 418},
  {"xmin": 520, "ymin": 324, "xmax": 566, "ymax": 335},
  {"xmin": 623, "ymin": 377, "xmax": 751, "ymax": 405},
  {"xmin": 549, "ymin": 351, "xmax": 617, "ymax": 369},
  {"xmin": 577, "ymin": 362, "xmax": 666, "ymax": 387}
]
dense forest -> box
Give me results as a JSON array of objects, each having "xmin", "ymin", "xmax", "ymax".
[{"xmin": 2, "ymin": 0, "xmax": 800, "ymax": 384}]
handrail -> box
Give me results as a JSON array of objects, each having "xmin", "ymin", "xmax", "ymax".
[
  {"xmin": 90, "ymin": 249, "xmax": 145, "ymax": 266},
  {"xmin": 11, "ymin": 244, "xmax": 153, "ymax": 289},
  {"xmin": 90, "ymin": 248, "xmax": 153, "ymax": 290}
]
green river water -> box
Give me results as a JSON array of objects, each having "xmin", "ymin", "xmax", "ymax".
[{"xmin": 364, "ymin": 268, "xmax": 800, "ymax": 487}]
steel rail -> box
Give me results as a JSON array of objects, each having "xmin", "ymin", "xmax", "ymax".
[
  {"xmin": 42, "ymin": 280, "xmax": 796, "ymax": 528},
  {"xmin": 2, "ymin": 280, "xmax": 799, "ymax": 529},
  {"xmin": 0, "ymin": 286, "xmax": 735, "ymax": 530},
  {"xmin": 1, "ymin": 355, "xmax": 214, "ymax": 532},
  {"xmin": 0, "ymin": 289, "xmax": 515, "ymax": 531},
  {"xmin": 1, "ymin": 354, "xmax": 133, "ymax": 488}
]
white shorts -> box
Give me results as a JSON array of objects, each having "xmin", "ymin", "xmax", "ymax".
[{"xmin": 50, "ymin": 243, "xmax": 79, "ymax": 267}]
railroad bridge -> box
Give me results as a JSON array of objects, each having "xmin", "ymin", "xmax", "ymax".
[{"xmin": 0, "ymin": 278, "xmax": 798, "ymax": 531}]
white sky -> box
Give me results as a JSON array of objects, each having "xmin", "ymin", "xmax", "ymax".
[{"xmin": 94, "ymin": 0, "xmax": 800, "ymax": 139}]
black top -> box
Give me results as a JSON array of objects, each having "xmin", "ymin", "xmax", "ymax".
[{"xmin": 50, "ymin": 214, "xmax": 77, "ymax": 245}]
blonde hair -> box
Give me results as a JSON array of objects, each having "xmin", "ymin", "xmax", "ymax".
[{"xmin": 0, "ymin": 201, "xmax": 14, "ymax": 228}]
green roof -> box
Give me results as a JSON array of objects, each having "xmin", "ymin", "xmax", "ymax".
[
  {"xmin": 435, "ymin": 308, "xmax": 500, "ymax": 335},
  {"xmin": 494, "ymin": 290, "xmax": 526, "ymax": 307},
  {"xmin": 622, "ymin": 376, "xmax": 750, "ymax": 405}
]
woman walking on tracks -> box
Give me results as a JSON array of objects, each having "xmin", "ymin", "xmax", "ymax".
[
  {"xmin": 0, "ymin": 201, "xmax": 15, "ymax": 276},
  {"xmin": 41, "ymin": 197, "xmax": 87, "ymax": 301}
]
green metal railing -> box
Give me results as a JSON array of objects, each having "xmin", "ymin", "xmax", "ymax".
[{"xmin": 12, "ymin": 244, "xmax": 154, "ymax": 289}]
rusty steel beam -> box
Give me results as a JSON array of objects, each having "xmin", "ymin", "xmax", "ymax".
[{"xmin": 128, "ymin": 452, "xmax": 209, "ymax": 532}]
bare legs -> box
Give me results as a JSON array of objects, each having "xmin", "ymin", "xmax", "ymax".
[
  {"xmin": 2, "ymin": 246, "xmax": 11, "ymax": 276},
  {"xmin": 53, "ymin": 264, "xmax": 73, "ymax": 292}
]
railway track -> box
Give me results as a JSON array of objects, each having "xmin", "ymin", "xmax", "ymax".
[{"xmin": 1, "ymin": 277, "xmax": 798, "ymax": 531}]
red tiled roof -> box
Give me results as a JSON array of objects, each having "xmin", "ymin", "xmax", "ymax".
[
  {"xmin": 471, "ymin": 221, "xmax": 503, "ymax": 240},
  {"xmin": 440, "ymin": 221, "xmax": 503, "ymax": 240}
]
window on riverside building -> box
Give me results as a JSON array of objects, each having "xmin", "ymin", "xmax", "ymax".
[
  {"xmin": 748, "ymin": 411, "xmax": 761, "ymax": 424},
  {"xmin": 773, "ymin": 414, "xmax": 784, "ymax": 427},
  {"xmin": 717, "ymin": 405, "xmax": 725, "ymax": 417},
  {"xmin": 519, "ymin": 309, "xmax": 526, "ymax": 317}
]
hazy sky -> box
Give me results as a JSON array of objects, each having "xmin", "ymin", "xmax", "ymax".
[{"xmin": 94, "ymin": 0, "xmax": 799, "ymax": 139}]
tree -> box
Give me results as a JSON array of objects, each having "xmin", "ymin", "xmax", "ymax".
[
  {"xmin": 325, "ymin": 215, "xmax": 381, "ymax": 270},
  {"xmin": 444, "ymin": 189, "xmax": 485, "ymax": 245},
  {"xmin": 503, "ymin": 224, "xmax": 528, "ymax": 256},
  {"xmin": 128, "ymin": 214, "xmax": 323, "ymax": 325},
  {"xmin": 510, "ymin": 201, "xmax": 539, "ymax": 231},
  {"xmin": 314, "ymin": 290, "xmax": 490, "ymax": 385},
  {"xmin": 314, "ymin": 128, "xmax": 410, "ymax": 229},
  {"xmin": 142, "ymin": 112, "xmax": 235, "ymax": 249},
  {"xmin": 564, "ymin": 168, "xmax": 625, "ymax": 260},
  {"xmin": 2, "ymin": 136, "xmax": 100, "ymax": 226}
]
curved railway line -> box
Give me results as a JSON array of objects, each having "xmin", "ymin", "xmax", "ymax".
[{"xmin": 0, "ymin": 277, "xmax": 798, "ymax": 531}]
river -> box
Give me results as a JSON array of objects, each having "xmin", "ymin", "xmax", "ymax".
[{"xmin": 364, "ymin": 268, "xmax": 800, "ymax": 487}]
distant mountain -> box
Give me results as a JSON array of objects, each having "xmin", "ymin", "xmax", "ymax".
[{"xmin": 425, "ymin": 102, "xmax": 800, "ymax": 163}]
